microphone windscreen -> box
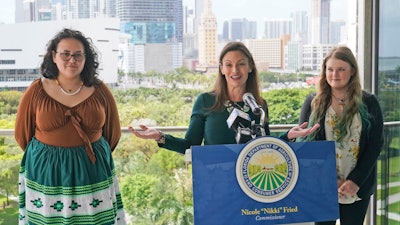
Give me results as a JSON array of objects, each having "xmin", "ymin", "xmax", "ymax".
[{"xmin": 227, "ymin": 108, "xmax": 251, "ymax": 129}]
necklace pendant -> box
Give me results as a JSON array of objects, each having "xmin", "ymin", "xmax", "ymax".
[
  {"xmin": 225, "ymin": 100, "xmax": 250, "ymax": 113},
  {"xmin": 332, "ymin": 94, "xmax": 345, "ymax": 106},
  {"xmin": 55, "ymin": 79, "xmax": 84, "ymax": 96}
]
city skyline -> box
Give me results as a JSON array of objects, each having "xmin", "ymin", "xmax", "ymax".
[
  {"xmin": 1, "ymin": 0, "xmax": 347, "ymax": 37},
  {"xmin": 202, "ymin": 0, "xmax": 347, "ymax": 36},
  {"xmin": 0, "ymin": 0, "xmax": 350, "ymax": 78}
]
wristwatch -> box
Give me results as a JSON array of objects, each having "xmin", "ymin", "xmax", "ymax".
[{"xmin": 156, "ymin": 130, "xmax": 165, "ymax": 144}]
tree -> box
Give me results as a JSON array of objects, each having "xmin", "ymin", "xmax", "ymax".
[
  {"xmin": 1, "ymin": 73, "xmax": 322, "ymax": 225},
  {"xmin": 0, "ymin": 91, "xmax": 22, "ymax": 115},
  {"xmin": 263, "ymin": 87, "xmax": 315, "ymax": 124},
  {"xmin": 378, "ymin": 69, "xmax": 400, "ymax": 121},
  {"xmin": 0, "ymin": 138, "xmax": 22, "ymax": 205}
]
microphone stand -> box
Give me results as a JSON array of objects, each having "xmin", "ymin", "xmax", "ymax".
[
  {"xmin": 234, "ymin": 107, "xmax": 266, "ymax": 144},
  {"xmin": 251, "ymin": 108, "xmax": 266, "ymax": 138}
]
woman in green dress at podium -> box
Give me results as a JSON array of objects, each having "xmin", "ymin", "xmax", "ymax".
[{"xmin": 129, "ymin": 41, "xmax": 319, "ymax": 154}]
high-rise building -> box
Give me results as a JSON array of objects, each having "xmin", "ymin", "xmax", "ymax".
[
  {"xmin": 291, "ymin": 11, "xmax": 309, "ymax": 44},
  {"xmin": 194, "ymin": 0, "xmax": 204, "ymax": 33},
  {"xmin": 302, "ymin": 44, "xmax": 334, "ymax": 70},
  {"xmin": 311, "ymin": 0, "xmax": 331, "ymax": 44},
  {"xmin": 36, "ymin": 0, "xmax": 52, "ymax": 21},
  {"xmin": 264, "ymin": 19, "xmax": 292, "ymax": 39},
  {"xmin": 16, "ymin": 0, "xmax": 35, "ymax": 22},
  {"xmin": 15, "ymin": 0, "xmax": 113, "ymax": 22},
  {"xmin": 183, "ymin": 6, "xmax": 196, "ymax": 59},
  {"xmin": 105, "ymin": 0, "xmax": 117, "ymax": 18},
  {"xmin": 243, "ymin": 38, "xmax": 283, "ymax": 69},
  {"xmin": 229, "ymin": 18, "xmax": 257, "ymax": 41},
  {"xmin": 222, "ymin": 20, "xmax": 229, "ymax": 41},
  {"xmin": 285, "ymin": 41, "xmax": 303, "ymax": 71},
  {"xmin": 184, "ymin": 6, "xmax": 195, "ymax": 34},
  {"xmin": 230, "ymin": 18, "xmax": 244, "ymax": 41},
  {"xmin": 330, "ymin": 20, "xmax": 346, "ymax": 44},
  {"xmin": 13, "ymin": 0, "xmax": 184, "ymax": 74},
  {"xmin": 246, "ymin": 19, "xmax": 257, "ymax": 39},
  {"xmin": 117, "ymin": 0, "xmax": 183, "ymax": 73},
  {"xmin": 118, "ymin": 0, "xmax": 183, "ymax": 44},
  {"xmin": 197, "ymin": 0, "xmax": 217, "ymax": 68}
]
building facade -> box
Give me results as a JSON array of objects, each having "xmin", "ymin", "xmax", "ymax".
[
  {"xmin": 118, "ymin": 0, "xmax": 184, "ymax": 73},
  {"xmin": 197, "ymin": 0, "xmax": 217, "ymax": 68},
  {"xmin": 0, "ymin": 18, "xmax": 121, "ymax": 91},
  {"xmin": 311, "ymin": 0, "xmax": 331, "ymax": 44},
  {"xmin": 302, "ymin": 44, "xmax": 334, "ymax": 71},
  {"xmin": 244, "ymin": 38, "xmax": 282, "ymax": 69},
  {"xmin": 264, "ymin": 19, "xmax": 292, "ymax": 39}
]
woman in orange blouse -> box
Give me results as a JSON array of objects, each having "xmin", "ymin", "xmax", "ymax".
[{"xmin": 15, "ymin": 28, "xmax": 126, "ymax": 224}]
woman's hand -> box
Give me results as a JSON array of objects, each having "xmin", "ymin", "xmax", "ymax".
[
  {"xmin": 337, "ymin": 178, "xmax": 345, "ymax": 188},
  {"xmin": 338, "ymin": 180, "xmax": 360, "ymax": 197},
  {"xmin": 287, "ymin": 122, "xmax": 320, "ymax": 140},
  {"xmin": 128, "ymin": 125, "xmax": 161, "ymax": 140}
]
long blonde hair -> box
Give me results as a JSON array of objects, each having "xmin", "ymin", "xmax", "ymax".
[{"xmin": 306, "ymin": 46, "xmax": 370, "ymax": 142}]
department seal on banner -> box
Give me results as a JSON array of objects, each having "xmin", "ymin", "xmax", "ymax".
[{"xmin": 236, "ymin": 137, "xmax": 299, "ymax": 203}]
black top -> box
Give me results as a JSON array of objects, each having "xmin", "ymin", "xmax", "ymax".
[{"xmin": 299, "ymin": 91, "xmax": 384, "ymax": 198}]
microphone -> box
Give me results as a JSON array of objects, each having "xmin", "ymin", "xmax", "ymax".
[
  {"xmin": 226, "ymin": 108, "xmax": 252, "ymax": 144},
  {"xmin": 226, "ymin": 108, "xmax": 251, "ymax": 131},
  {"xmin": 243, "ymin": 92, "xmax": 262, "ymax": 115}
]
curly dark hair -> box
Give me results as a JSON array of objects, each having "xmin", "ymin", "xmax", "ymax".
[{"xmin": 40, "ymin": 28, "xmax": 101, "ymax": 86}]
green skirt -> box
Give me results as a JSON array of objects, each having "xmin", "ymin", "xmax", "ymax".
[{"xmin": 18, "ymin": 137, "xmax": 126, "ymax": 225}]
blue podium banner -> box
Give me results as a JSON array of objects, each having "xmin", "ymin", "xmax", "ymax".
[{"xmin": 191, "ymin": 137, "xmax": 339, "ymax": 225}]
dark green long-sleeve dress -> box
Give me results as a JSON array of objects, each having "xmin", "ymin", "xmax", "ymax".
[{"xmin": 161, "ymin": 92, "xmax": 290, "ymax": 154}]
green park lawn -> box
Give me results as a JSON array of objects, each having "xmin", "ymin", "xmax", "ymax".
[{"xmin": 0, "ymin": 195, "xmax": 18, "ymax": 225}]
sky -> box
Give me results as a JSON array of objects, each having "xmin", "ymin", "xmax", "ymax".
[
  {"xmin": 187, "ymin": 0, "xmax": 347, "ymax": 36},
  {"xmin": 0, "ymin": 0, "xmax": 15, "ymax": 24},
  {"xmin": 0, "ymin": 0, "xmax": 347, "ymax": 37}
]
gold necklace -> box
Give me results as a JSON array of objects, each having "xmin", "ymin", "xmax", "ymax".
[{"xmin": 55, "ymin": 79, "xmax": 84, "ymax": 96}]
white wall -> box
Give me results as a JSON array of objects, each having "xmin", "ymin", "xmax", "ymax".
[{"xmin": 0, "ymin": 17, "xmax": 120, "ymax": 85}]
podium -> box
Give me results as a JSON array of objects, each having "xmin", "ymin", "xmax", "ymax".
[{"xmin": 189, "ymin": 137, "xmax": 339, "ymax": 225}]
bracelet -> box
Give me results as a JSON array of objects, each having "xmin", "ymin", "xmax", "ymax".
[{"xmin": 156, "ymin": 130, "xmax": 166, "ymax": 144}]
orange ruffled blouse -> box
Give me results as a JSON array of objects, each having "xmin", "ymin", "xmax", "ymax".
[{"xmin": 14, "ymin": 79, "xmax": 121, "ymax": 164}]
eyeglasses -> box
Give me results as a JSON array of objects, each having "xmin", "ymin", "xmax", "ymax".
[{"xmin": 56, "ymin": 52, "xmax": 86, "ymax": 61}]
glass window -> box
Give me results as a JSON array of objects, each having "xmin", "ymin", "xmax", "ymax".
[{"xmin": 376, "ymin": 0, "xmax": 400, "ymax": 224}]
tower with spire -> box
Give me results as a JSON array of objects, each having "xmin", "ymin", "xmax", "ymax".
[{"xmin": 197, "ymin": 0, "xmax": 217, "ymax": 69}]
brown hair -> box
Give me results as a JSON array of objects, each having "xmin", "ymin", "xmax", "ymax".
[
  {"xmin": 307, "ymin": 45, "xmax": 367, "ymax": 142},
  {"xmin": 209, "ymin": 41, "xmax": 265, "ymax": 111}
]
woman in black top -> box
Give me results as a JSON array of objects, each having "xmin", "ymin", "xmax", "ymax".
[{"xmin": 299, "ymin": 46, "xmax": 383, "ymax": 225}]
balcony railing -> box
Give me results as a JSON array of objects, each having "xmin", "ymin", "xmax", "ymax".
[
  {"xmin": 1, "ymin": 121, "xmax": 400, "ymax": 225},
  {"xmin": 0, "ymin": 124, "xmax": 297, "ymax": 136}
]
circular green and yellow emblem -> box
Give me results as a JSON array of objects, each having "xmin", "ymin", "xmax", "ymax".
[{"xmin": 236, "ymin": 137, "xmax": 299, "ymax": 203}]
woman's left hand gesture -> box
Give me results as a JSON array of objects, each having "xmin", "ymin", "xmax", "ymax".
[{"xmin": 287, "ymin": 122, "xmax": 320, "ymax": 140}]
